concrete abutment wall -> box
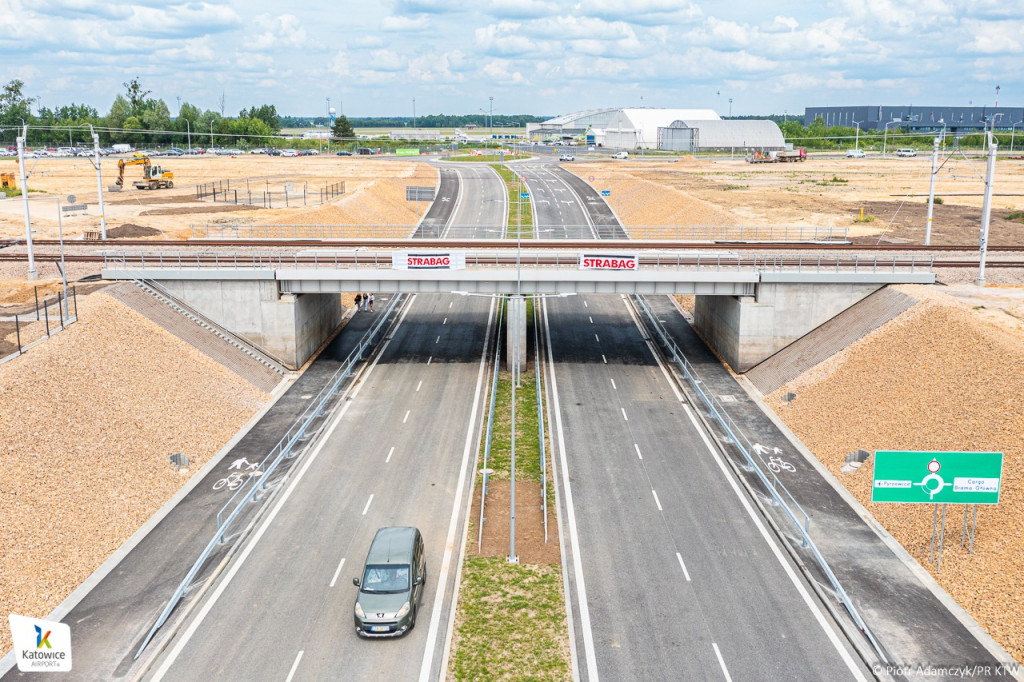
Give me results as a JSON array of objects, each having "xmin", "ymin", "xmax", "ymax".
[
  {"xmin": 156, "ymin": 278, "xmax": 343, "ymax": 370},
  {"xmin": 694, "ymin": 282, "xmax": 884, "ymax": 372}
]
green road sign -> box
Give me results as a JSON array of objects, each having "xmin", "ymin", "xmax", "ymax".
[{"xmin": 872, "ymin": 450, "xmax": 1003, "ymax": 504}]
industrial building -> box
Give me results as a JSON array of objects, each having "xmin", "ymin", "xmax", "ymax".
[
  {"xmin": 805, "ymin": 105, "xmax": 1024, "ymax": 132},
  {"xmin": 529, "ymin": 108, "xmax": 784, "ymax": 151}
]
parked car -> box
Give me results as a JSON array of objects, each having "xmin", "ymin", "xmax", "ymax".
[
  {"xmin": 895, "ymin": 148, "xmax": 917, "ymax": 157},
  {"xmin": 280, "ymin": 149, "xmax": 299, "ymax": 157},
  {"xmin": 303, "ymin": 149, "xmax": 320, "ymax": 155},
  {"xmin": 611, "ymin": 151, "xmax": 629, "ymax": 159},
  {"xmin": 267, "ymin": 148, "xmax": 282, "ymax": 156},
  {"xmin": 75, "ymin": 149, "xmax": 94, "ymax": 157},
  {"xmin": 559, "ymin": 154, "xmax": 574, "ymax": 161},
  {"xmin": 337, "ymin": 150, "xmax": 353, "ymax": 156},
  {"xmin": 163, "ymin": 148, "xmax": 185, "ymax": 156},
  {"xmin": 846, "ymin": 149, "xmax": 866, "ymax": 158}
]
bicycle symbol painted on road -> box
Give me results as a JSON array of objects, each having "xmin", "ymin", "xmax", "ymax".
[
  {"xmin": 212, "ymin": 457, "xmax": 263, "ymax": 491},
  {"xmin": 766, "ymin": 456, "xmax": 796, "ymax": 473}
]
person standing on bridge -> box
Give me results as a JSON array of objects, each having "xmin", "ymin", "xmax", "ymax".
[
  {"xmin": 369, "ymin": 293, "xmax": 374, "ymax": 312},
  {"xmin": 363, "ymin": 293, "xmax": 370, "ymax": 311},
  {"xmin": 354, "ymin": 293, "xmax": 362, "ymax": 311}
]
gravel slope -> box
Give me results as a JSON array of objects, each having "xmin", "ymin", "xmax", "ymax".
[
  {"xmin": 0, "ymin": 293, "xmax": 269, "ymax": 656},
  {"xmin": 767, "ymin": 284, "xmax": 1024, "ymax": 665}
]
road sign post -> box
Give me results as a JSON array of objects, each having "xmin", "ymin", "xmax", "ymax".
[{"xmin": 873, "ymin": 450, "xmax": 1002, "ymax": 569}]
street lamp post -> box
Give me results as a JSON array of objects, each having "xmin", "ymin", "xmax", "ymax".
[
  {"xmin": 88, "ymin": 124, "xmax": 107, "ymax": 240},
  {"xmin": 1011, "ymin": 120, "xmax": 1024, "ymax": 153},
  {"xmin": 185, "ymin": 119, "xmax": 191, "ymax": 154},
  {"xmin": 852, "ymin": 120, "xmax": 862, "ymax": 150},
  {"xmin": 882, "ymin": 120, "xmax": 899, "ymax": 157},
  {"xmin": 489, "ymin": 96, "xmax": 493, "ymax": 139},
  {"xmin": 209, "ymin": 121, "xmax": 214, "ymax": 149},
  {"xmin": 16, "ymin": 125, "xmax": 37, "ymax": 280}
]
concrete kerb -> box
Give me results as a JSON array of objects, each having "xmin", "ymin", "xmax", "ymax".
[
  {"xmin": 734, "ymin": 374, "xmax": 1024, "ymax": 680},
  {"xmin": 0, "ymin": 372, "xmax": 296, "ymax": 677}
]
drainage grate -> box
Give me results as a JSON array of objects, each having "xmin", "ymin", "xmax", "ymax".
[{"xmin": 841, "ymin": 449, "xmax": 872, "ymax": 473}]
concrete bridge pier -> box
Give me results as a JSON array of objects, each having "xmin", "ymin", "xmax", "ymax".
[
  {"xmin": 506, "ymin": 295, "xmax": 527, "ymax": 373},
  {"xmin": 693, "ymin": 280, "xmax": 885, "ymax": 373},
  {"xmin": 152, "ymin": 276, "xmax": 343, "ymax": 370}
]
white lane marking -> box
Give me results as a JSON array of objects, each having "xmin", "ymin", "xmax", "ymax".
[
  {"xmin": 386, "ymin": 446, "xmax": 395, "ymax": 463},
  {"xmin": 403, "ymin": 410, "xmax": 411, "ymax": 423},
  {"xmin": 150, "ymin": 295, "xmax": 420, "ymax": 681},
  {"xmin": 329, "ymin": 557, "xmax": 346, "ymax": 588},
  {"xmin": 634, "ymin": 443, "xmax": 643, "ymax": 460},
  {"xmin": 621, "ymin": 407, "xmax": 628, "ymax": 421},
  {"xmin": 652, "ymin": 489, "xmax": 663, "ymax": 511},
  {"xmin": 543, "ymin": 300, "xmax": 599, "ymax": 682},
  {"xmin": 683, "ymin": 405, "xmax": 867, "ymax": 681},
  {"xmin": 285, "ymin": 650, "xmax": 304, "ymax": 682},
  {"xmin": 443, "ymin": 317, "xmax": 447, "ymax": 325},
  {"xmin": 449, "ymin": 301, "xmax": 453, "ymax": 309},
  {"xmin": 594, "ymin": 334, "xmax": 600, "ymax": 343},
  {"xmin": 419, "ymin": 298, "xmax": 496, "ymax": 682},
  {"xmin": 602, "ymin": 354, "xmax": 607, "ymax": 364},
  {"xmin": 584, "ymin": 300, "xmax": 588, "ymax": 308},
  {"xmin": 589, "ymin": 316, "xmax": 593, "ymax": 324},
  {"xmin": 610, "ymin": 378, "xmax": 616, "ymax": 390},
  {"xmin": 416, "ymin": 380, "xmax": 423, "ymax": 392},
  {"xmin": 712, "ymin": 643, "xmax": 731, "ymax": 682},
  {"xmin": 436, "ymin": 335, "xmax": 441, "ymax": 344},
  {"xmin": 676, "ymin": 552, "xmax": 691, "ymax": 582},
  {"xmin": 427, "ymin": 356, "xmax": 432, "ymax": 365},
  {"xmin": 362, "ymin": 494, "xmax": 374, "ymax": 515}
]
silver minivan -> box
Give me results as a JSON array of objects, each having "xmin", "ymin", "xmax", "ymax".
[{"xmin": 353, "ymin": 527, "xmax": 426, "ymax": 637}]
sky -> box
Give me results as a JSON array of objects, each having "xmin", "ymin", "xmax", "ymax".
[{"xmin": 3, "ymin": 0, "xmax": 1021, "ymax": 120}]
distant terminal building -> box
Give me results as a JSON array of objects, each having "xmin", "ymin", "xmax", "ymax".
[
  {"xmin": 390, "ymin": 129, "xmax": 443, "ymax": 141},
  {"xmin": 530, "ymin": 108, "xmax": 784, "ymax": 151},
  {"xmin": 805, "ymin": 105, "xmax": 1024, "ymax": 132}
]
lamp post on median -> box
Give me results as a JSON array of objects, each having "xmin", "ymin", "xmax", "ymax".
[
  {"xmin": 1011, "ymin": 120, "xmax": 1024, "ymax": 154},
  {"xmin": 882, "ymin": 120, "xmax": 899, "ymax": 157},
  {"xmin": 852, "ymin": 120, "xmax": 862, "ymax": 150}
]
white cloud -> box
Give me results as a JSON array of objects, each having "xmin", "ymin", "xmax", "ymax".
[
  {"xmin": 369, "ymin": 50, "xmax": 408, "ymax": 72},
  {"xmin": 251, "ymin": 14, "xmax": 308, "ymax": 50},
  {"xmin": 482, "ymin": 59, "xmax": 528, "ymax": 84},
  {"xmin": 380, "ymin": 15, "xmax": 430, "ymax": 31},
  {"xmin": 959, "ymin": 18, "xmax": 1024, "ymax": 54}
]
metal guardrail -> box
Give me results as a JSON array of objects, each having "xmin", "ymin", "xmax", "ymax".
[
  {"xmin": 631, "ymin": 294, "xmax": 887, "ymax": 663},
  {"xmin": 190, "ymin": 223, "xmax": 850, "ymax": 243},
  {"xmin": 478, "ymin": 298, "xmax": 504, "ymax": 553},
  {"xmin": 103, "ymin": 250, "xmax": 935, "ymax": 274},
  {"xmin": 135, "ymin": 294, "xmax": 405, "ymax": 659}
]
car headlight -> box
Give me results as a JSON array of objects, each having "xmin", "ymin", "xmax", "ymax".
[
  {"xmin": 396, "ymin": 601, "xmax": 411, "ymax": 619},
  {"xmin": 355, "ymin": 602, "xmax": 365, "ymax": 618}
]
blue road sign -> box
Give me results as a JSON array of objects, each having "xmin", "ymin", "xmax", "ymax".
[
  {"xmin": 520, "ymin": 193, "xmax": 530, "ymax": 199},
  {"xmin": 600, "ymin": 190, "xmax": 610, "ymax": 197}
]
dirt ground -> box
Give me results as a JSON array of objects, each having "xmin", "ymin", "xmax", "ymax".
[{"xmin": 568, "ymin": 155, "xmax": 1024, "ymax": 244}]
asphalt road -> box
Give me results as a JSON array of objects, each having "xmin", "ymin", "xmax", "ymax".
[
  {"xmin": 543, "ymin": 293, "xmax": 871, "ymax": 681},
  {"xmin": 516, "ymin": 162, "xmax": 595, "ymax": 238},
  {"xmin": 440, "ymin": 164, "xmax": 507, "ymax": 239},
  {"xmin": 146, "ymin": 294, "xmax": 494, "ymax": 681}
]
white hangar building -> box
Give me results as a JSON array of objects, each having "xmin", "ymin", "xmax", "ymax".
[{"xmin": 530, "ymin": 108, "xmax": 785, "ymax": 152}]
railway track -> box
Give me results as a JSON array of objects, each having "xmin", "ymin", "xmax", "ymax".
[
  {"xmin": 1, "ymin": 252, "xmax": 1021, "ymax": 269},
  {"xmin": 2, "ymin": 238, "xmax": 1024, "ymax": 252}
]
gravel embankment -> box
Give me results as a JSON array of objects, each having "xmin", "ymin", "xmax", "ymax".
[
  {"xmin": 768, "ymin": 284, "xmax": 1024, "ymax": 664},
  {"xmin": 0, "ymin": 292, "xmax": 269, "ymax": 656}
]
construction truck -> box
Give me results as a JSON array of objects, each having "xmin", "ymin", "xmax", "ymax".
[
  {"xmin": 746, "ymin": 148, "xmax": 806, "ymax": 163},
  {"xmin": 116, "ymin": 154, "xmax": 174, "ymax": 190}
]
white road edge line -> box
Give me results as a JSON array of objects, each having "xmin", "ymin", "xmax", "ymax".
[
  {"xmin": 386, "ymin": 446, "xmax": 395, "ymax": 464},
  {"xmin": 601, "ymin": 354, "xmax": 607, "ymax": 364},
  {"xmin": 362, "ymin": 494, "xmax": 373, "ymax": 515},
  {"xmin": 634, "ymin": 443, "xmax": 643, "ymax": 460},
  {"xmin": 683, "ymin": 406, "xmax": 868, "ymax": 682},
  {"xmin": 329, "ymin": 558, "xmax": 346, "ymax": 588},
  {"xmin": 285, "ymin": 650, "xmax": 304, "ymax": 682},
  {"xmin": 610, "ymin": 378, "xmax": 616, "ymax": 390},
  {"xmin": 427, "ymin": 356, "xmax": 432, "ymax": 365},
  {"xmin": 651, "ymin": 489, "xmax": 663, "ymax": 511},
  {"xmin": 621, "ymin": 407, "xmax": 628, "ymax": 421},
  {"xmin": 712, "ymin": 643, "xmax": 731, "ymax": 682},
  {"xmin": 416, "ymin": 380, "xmax": 423, "ymax": 392},
  {"xmin": 403, "ymin": 410, "xmax": 411, "ymax": 423},
  {"xmin": 149, "ymin": 294, "xmax": 419, "ymax": 681},
  {"xmin": 543, "ymin": 300, "xmax": 600, "ymax": 682},
  {"xmin": 419, "ymin": 298, "xmax": 496, "ymax": 682},
  {"xmin": 637, "ymin": 298, "xmax": 867, "ymax": 682},
  {"xmin": 676, "ymin": 552, "xmax": 691, "ymax": 581}
]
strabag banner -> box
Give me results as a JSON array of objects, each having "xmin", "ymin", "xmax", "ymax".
[
  {"xmin": 9, "ymin": 614, "xmax": 72, "ymax": 672},
  {"xmin": 579, "ymin": 253, "xmax": 639, "ymax": 271},
  {"xmin": 392, "ymin": 252, "xmax": 467, "ymax": 270}
]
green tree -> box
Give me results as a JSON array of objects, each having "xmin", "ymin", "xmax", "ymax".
[
  {"xmin": 0, "ymin": 79, "xmax": 35, "ymax": 129},
  {"xmin": 332, "ymin": 114, "xmax": 354, "ymax": 139},
  {"xmin": 122, "ymin": 77, "xmax": 151, "ymax": 117}
]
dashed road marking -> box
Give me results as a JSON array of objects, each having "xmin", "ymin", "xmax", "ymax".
[
  {"xmin": 634, "ymin": 443, "xmax": 642, "ymax": 460},
  {"xmin": 712, "ymin": 643, "xmax": 731, "ymax": 681},
  {"xmin": 386, "ymin": 446, "xmax": 395, "ymax": 463},
  {"xmin": 676, "ymin": 552, "xmax": 691, "ymax": 581},
  {"xmin": 652, "ymin": 489, "xmax": 663, "ymax": 511},
  {"xmin": 403, "ymin": 410, "xmax": 411, "ymax": 423},
  {"xmin": 416, "ymin": 380, "xmax": 423, "ymax": 392},
  {"xmin": 621, "ymin": 408, "xmax": 628, "ymax": 421},
  {"xmin": 329, "ymin": 557, "xmax": 346, "ymax": 588},
  {"xmin": 610, "ymin": 378, "xmax": 616, "ymax": 390},
  {"xmin": 285, "ymin": 651, "xmax": 304, "ymax": 682},
  {"xmin": 362, "ymin": 495, "xmax": 374, "ymax": 515}
]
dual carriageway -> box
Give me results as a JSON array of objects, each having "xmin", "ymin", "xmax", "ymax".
[{"xmin": 2, "ymin": 159, "xmax": 1017, "ymax": 681}]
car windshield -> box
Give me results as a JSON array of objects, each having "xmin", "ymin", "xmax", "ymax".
[{"xmin": 360, "ymin": 564, "xmax": 410, "ymax": 593}]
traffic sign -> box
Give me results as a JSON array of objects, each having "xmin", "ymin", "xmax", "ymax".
[
  {"xmin": 872, "ymin": 450, "xmax": 1003, "ymax": 504},
  {"xmin": 588, "ymin": 176, "xmax": 595, "ymax": 182},
  {"xmin": 600, "ymin": 190, "xmax": 610, "ymax": 197},
  {"xmin": 520, "ymin": 193, "xmax": 530, "ymax": 199}
]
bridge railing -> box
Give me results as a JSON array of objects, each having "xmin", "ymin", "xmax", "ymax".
[
  {"xmin": 102, "ymin": 251, "xmax": 935, "ymax": 274},
  {"xmin": 191, "ymin": 223, "xmax": 850, "ymax": 243}
]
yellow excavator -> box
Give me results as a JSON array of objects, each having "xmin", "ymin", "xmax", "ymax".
[{"xmin": 116, "ymin": 154, "xmax": 174, "ymax": 190}]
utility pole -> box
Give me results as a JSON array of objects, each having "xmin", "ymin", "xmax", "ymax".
[
  {"xmin": 924, "ymin": 136, "xmax": 940, "ymax": 245},
  {"xmin": 977, "ymin": 128, "xmax": 998, "ymax": 286},
  {"xmin": 89, "ymin": 124, "xmax": 107, "ymax": 239},
  {"xmin": 17, "ymin": 125, "xmax": 37, "ymax": 280}
]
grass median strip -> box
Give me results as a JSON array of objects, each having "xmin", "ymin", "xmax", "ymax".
[
  {"xmin": 490, "ymin": 163, "xmax": 534, "ymax": 235},
  {"xmin": 448, "ymin": 299, "xmax": 570, "ymax": 681}
]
